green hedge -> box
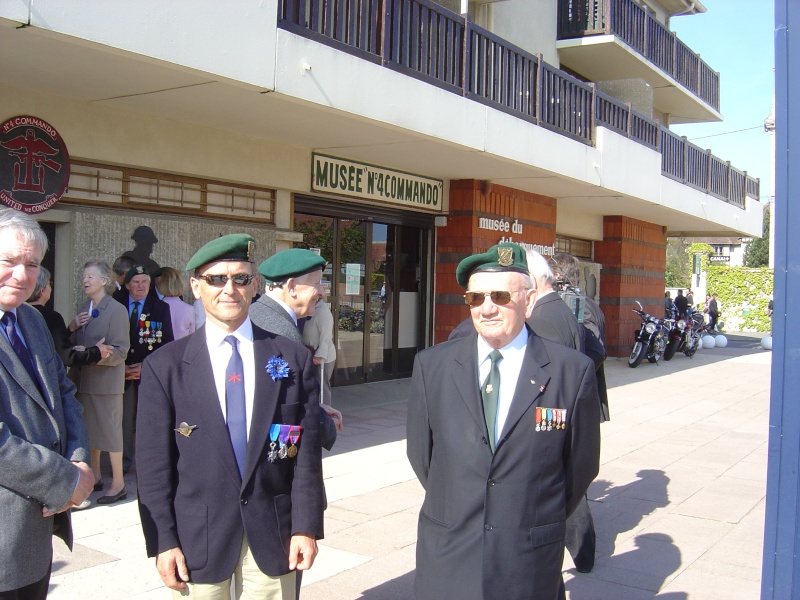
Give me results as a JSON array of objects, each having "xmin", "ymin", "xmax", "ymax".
[{"xmin": 705, "ymin": 266, "xmax": 773, "ymax": 332}]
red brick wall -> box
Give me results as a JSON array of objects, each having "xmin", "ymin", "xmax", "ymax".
[
  {"xmin": 434, "ymin": 180, "xmax": 556, "ymax": 343},
  {"xmin": 595, "ymin": 216, "xmax": 667, "ymax": 357}
]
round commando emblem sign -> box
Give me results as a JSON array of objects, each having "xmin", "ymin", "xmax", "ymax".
[{"xmin": 0, "ymin": 115, "xmax": 70, "ymax": 213}]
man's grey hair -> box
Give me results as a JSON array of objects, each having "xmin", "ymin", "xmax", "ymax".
[
  {"xmin": 550, "ymin": 252, "xmax": 581, "ymax": 287},
  {"xmin": 0, "ymin": 208, "xmax": 48, "ymax": 256},
  {"xmin": 525, "ymin": 250, "xmax": 555, "ymax": 288},
  {"xmin": 30, "ymin": 265, "xmax": 51, "ymax": 302},
  {"xmin": 112, "ymin": 255, "xmax": 137, "ymax": 277}
]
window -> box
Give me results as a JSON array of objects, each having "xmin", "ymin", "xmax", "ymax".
[{"xmin": 66, "ymin": 160, "xmax": 276, "ymax": 224}]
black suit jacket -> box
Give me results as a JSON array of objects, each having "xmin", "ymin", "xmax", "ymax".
[
  {"xmin": 136, "ymin": 324, "xmax": 325, "ymax": 583},
  {"xmin": 527, "ymin": 291, "xmax": 584, "ymax": 352},
  {"xmin": 116, "ymin": 292, "xmax": 174, "ymax": 365},
  {"xmin": 407, "ymin": 329, "xmax": 601, "ymax": 600}
]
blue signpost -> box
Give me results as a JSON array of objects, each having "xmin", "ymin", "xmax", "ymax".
[{"xmin": 761, "ymin": 2, "xmax": 800, "ymax": 597}]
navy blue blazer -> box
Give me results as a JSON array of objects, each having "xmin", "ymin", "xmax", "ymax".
[{"xmin": 136, "ymin": 323, "xmax": 324, "ymax": 583}]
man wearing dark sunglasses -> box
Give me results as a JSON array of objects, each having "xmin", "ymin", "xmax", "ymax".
[
  {"xmin": 136, "ymin": 234, "xmax": 324, "ymax": 599},
  {"xmin": 407, "ymin": 242, "xmax": 601, "ymax": 600}
]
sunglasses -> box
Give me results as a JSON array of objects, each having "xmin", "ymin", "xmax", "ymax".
[
  {"xmin": 196, "ymin": 274, "xmax": 255, "ymax": 287},
  {"xmin": 464, "ymin": 289, "xmax": 526, "ymax": 308}
]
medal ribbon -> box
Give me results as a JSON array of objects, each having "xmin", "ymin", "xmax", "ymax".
[
  {"xmin": 288, "ymin": 425, "xmax": 302, "ymax": 445},
  {"xmin": 269, "ymin": 424, "xmax": 281, "ymax": 444}
]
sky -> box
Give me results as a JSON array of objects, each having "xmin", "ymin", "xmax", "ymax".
[{"xmin": 670, "ymin": 0, "xmax": 775, "ymax": 202}]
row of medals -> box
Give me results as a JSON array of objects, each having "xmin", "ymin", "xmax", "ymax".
[
  {"xmin": 138, "ymin": 316, "xmax": 164, "ymax": 351},
  {"xmin": 535, "ymin": 407, "xmax": 567, "ymax": 432},
  {"xmin": 268, "ymin": 441, "xmax": 298, "ymax": 462}
]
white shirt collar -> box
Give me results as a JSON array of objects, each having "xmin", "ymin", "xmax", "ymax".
[
  {"xmin": 204, "ymin": 317, "xmax": 254, "ymax": 347},
  {"xmin": 477, "ymin": 325, "xmax": 529, "ymax": 362}
]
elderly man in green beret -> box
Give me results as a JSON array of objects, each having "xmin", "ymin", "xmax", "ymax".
[
  {"xmin": 115, "ymin": 264, "xmax": 174, "ymax": 473},
  {"xmin": 136, "ymin": 234, "xmax": 325, "ymax": 599},
  {"xmin": 250, "ymin": 249, "xmax": 343, "ymax": 437},
  {"xmin": 406, "ymin": 242, "xmax": 601, "ymax": 600}
]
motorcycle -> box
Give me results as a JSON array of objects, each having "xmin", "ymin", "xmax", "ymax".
[
  {"xmin": 628, "ymin": 301, "xmax": 669, "ymax": 368},
  {"xmin": 663, "ymin": 308, "xmax": 702, "ymax": 360}
]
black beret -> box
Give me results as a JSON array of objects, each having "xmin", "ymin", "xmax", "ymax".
[
  {"xmin": 258, "ymin": 249, "xmax": 326, "ymax": 285},
  {"xmin": 124, "ymin": 265, "xmax": 150, "ymax": 284},
  {"xmin": 186, "ymin": 234, "xmax": 256, "ymax": 271},
  {"xmin": 455, "ymin": 242, "xmax": 529, "ymax": 288}
]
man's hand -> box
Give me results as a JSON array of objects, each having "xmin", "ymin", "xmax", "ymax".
[
  {"xmin": 312, "ymin": 356, "xmax": 324, "ymax": 366},
  {"xmin": 156, "ymin": 547, "xmax": 190, "ymax": 591},
  {"xmin": 42, "ymin": 461, "xmax": 93, "ymax": 517},
  {"xmin": 125, "ymin": 363, "xmax": 142, "ymax": 380},
  {"xmin": 321, "ymin": 404, "xmax": 344, "ymax": 432},
  {"xmin": 289, "ymin": 534, "xmax": 318, "ymax": 570}
]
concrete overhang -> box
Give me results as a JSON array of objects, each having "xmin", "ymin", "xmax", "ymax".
[
  {"xmin": 0, "ymin": 18, "xmax": 756, "ymax": 239},
  {"xmin": 557, "ymin": 36, "xmax": 722, "ymax": 124}
]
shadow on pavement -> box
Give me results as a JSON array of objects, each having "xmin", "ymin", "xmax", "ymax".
[
  {"xmin": 357, "ymin": 571, "xmax": 415, "ymax": 599},
  {"xmin": 566, "ymin": 469, "xmax": 687, "ymax": 599}
]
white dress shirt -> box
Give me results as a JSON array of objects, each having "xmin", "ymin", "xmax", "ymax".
[
  {"xmin": 477, "ymin": 326, "xmax": 529, "ymax": 442},
  {"xmin": 204, "ymin": 319, "xmax": 256, "ymax": 439}
]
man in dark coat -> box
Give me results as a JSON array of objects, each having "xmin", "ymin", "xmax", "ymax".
[
  {"xmin": 116, "ymin": 265, "xmax": 174, "ymax": 472},
  {"xmin": 0, "ymin": 208, "xmax": 93, "ymax": 599},
  {"xmin": 407, "ymin": 242, "xmax": 601, "ymax": 600},
  {"xmin": 136, "ymin": 234, "xmax": 324, "ymax": 598},
  {"xmin": 250, "ymin": 249, "xmax": 343, "ymax": 441}
]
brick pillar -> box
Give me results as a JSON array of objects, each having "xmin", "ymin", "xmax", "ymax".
[
  {"xmin": 595, "ymin": 216, "xmax": 667, "ymax": 357},
  {"xmin": 434, "ymin": 180, "xmax": 556, "ymax": 343}
]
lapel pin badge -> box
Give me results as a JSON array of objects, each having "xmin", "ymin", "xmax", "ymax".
[{"xmin": 174, "ymin": 422, "xmax": 197, "ymax": 437}]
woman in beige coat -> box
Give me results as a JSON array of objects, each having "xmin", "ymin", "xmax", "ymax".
[{"xmin": 70, "ymin": 261, "xmax": 130, "ymax": 503}]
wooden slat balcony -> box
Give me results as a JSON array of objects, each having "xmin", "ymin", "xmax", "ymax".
[
  {"xmin": 277, "ymin": 0, "xmax": 755, "ymax": 208},
  {"xmin": 556, "ymin": 0, "xmax": 721, "ymax": 124}
]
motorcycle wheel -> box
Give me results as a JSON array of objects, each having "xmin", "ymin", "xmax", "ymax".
[
  {"xmin": 663, "ymin": 338, "xmax": 679, "ymax": 361},
  {"xmin": 628, "ymin": 341, "xmax": 646, "ymax": 368},
  {"xmin": 684, "ymin": 334, "xmax": 699, "ymax": 358}
]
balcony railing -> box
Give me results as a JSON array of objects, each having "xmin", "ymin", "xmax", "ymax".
[
  {"xmin": 557, "ymin": 0, "xmax": 720, "ymax": 112},
  {"xmin": 278, "ymin": 0, "xmax": 755, "ymax": 208}
]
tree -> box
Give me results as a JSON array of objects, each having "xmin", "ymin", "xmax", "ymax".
[
  {"xmin": 744, "ymin": 207, "xmax": 770, "ymax": 267},
  {"xmin": 665, "ymin": 237, "xmax": 691, "ymax": 287}
]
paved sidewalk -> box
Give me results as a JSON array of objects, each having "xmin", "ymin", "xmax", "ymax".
[{"xmin": 48, "ymin": 334, "xmax": 771, "ymax": 599}]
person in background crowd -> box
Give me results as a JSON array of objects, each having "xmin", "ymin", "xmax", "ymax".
[
  {"xmin": 70, "ymin": 261, "xmax": 130, "ymax": 505},
  {"xmin": 0, "ymin": 207, "xmax": 93, "ymax": 599},
  {"xmin": 549, "ymin": 251, "xmax": 609, "ymax": 574},
  {"xmin": 686, "ymin": 289, "xmax": 694, "ymax": 308},
  {"xmin": 155, "ymin": 267, "xmax": 196, "ymax": 340},
  {"xmin": 302, "ymin": 297, "xmax": 337, "ymax": 405},
  {"xmin": 407, "ymin": 242, "xmax": 601, "ymax": 600},
  {"xmin": 112, "ymin": 255, "xmax": 137, "ymax": 295},
  {"xmin": 708, "ymin": 293, "xmax": 720, "ymax": 331},
  {"xmin": 665, "ymin": 291, "xmax": 676, "ymax": 317},
  {"xmin": 28, "ymin": 266, "xmax": 72, "ymax": 366},
  {"xmin": 116, "ymin": 265, "xmax": 174, "ymax": 473},
  {"xmin": 673, "ymin": 289, "xmax": 689, "ymax": 318},
  {"xmin": 526, "ymin": 250, "xmax": 584, "ymax": 352},
  {"xmin": 250, "ymin": 249, "xmax": 343, "ymax": 440},
  {"xmin": 136, "ymin": 234, "xmax": 325, "ymax": 599}
]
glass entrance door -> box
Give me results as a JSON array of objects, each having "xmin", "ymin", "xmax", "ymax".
[{"xmin": 294, "ymin": 212, "xmax": 427, "ymax": 385}]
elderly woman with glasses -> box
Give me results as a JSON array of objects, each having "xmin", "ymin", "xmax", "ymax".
[{"xmin": 70, "ymin": 260, "xmax": 130, "ymax": 504}]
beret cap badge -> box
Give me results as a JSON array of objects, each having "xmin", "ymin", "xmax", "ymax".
[{"xmin": 497, "ymin": 247, "xmax": 514, "ymax": 267}]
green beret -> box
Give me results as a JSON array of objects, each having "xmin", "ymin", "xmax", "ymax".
[
  {"xmin": 124, "ymin": 265, "xmax": 150, "ymax": 284},
  {"xmin": 259, "ymin": 248, "xmax": 326, "ymax": 284},
  {"xmin": 186, "ymin": 234, "xmax": 256, "ymax": 271},
  {"xmin": 455, "ymin": 242, "xmax": 529, "ymax": 288}
]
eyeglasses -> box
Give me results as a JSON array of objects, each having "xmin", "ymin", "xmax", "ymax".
[
  {"xmin": 196, "ymin": 274, "xmax": 255, "ymax": 287},
  {"xmin": 464, "ymin": 289, "xmax": 527, "ymax": 308}
]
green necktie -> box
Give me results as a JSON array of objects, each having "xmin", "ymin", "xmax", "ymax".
[
  {"xmin": 481, "ymin": 349, "xmax": 503, "ymax": 452},
  {"xmin": 130, "ymin": 301, "xmax": 140, "ymax": 325}
]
